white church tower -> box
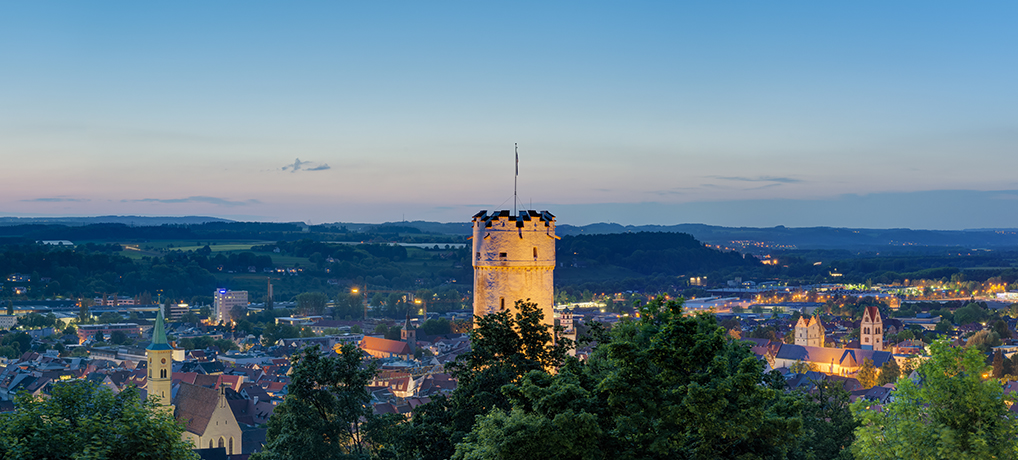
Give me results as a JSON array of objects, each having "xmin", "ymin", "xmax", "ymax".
[{"xmin": 471, "ymin": 209, "xmax": 557, "ymax": 330}]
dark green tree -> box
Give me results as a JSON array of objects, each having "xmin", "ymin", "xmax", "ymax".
[
  {"xmin": 0, "ymin": 380, "xmax": 197, "ymax": 459},
  {"xmin": 110, "ymin": 330, "xmax": 127, "ymax": 345},
  {"xmin": 296, "ymin": 292, "xmax": 329, "ymax": 316},
  {"xmin": 852, "ymin": 340, "xmax": 1018, "ymax": 459},
  {"xmin": 252, "ymin": 344, "xmax": 376, "ymax": 460},
  {"xmin": 452, "ymin": 297, "xmax": 804, "ymax": 460},
  {"xmin": 376, "ymin": 300, "xmax": 568, "ymax": 460},
  {"xmin": 877, "ymin": 358, "xmax": 901, "ymax": 386},
  {"xmin": 790, "ymin": 380, "xmax": 857, "ymax": 460}
]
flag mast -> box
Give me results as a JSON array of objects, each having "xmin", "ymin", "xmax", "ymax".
[{"xmin": 514, "ymin": 143, "xmax": 519, "ymax": 214}]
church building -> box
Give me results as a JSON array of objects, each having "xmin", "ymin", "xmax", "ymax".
[
  {"xmin": 860, "ymin": 306, "xmax": 884, "ymax": 351},
  {"xmin": 794, "ymin": 315, "xmax": 825, "ymax": 348}
]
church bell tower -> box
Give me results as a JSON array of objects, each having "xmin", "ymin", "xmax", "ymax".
[{"xmin": 146, "ymin": 308, "xmax": 174, "ymax": 411}]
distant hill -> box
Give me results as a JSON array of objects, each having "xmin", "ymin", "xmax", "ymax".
[
  {"xmin": 554, "ymin": 223, "xmax": 1018, "ymax": 251},
  {"xmin": 336, "ymin": 220, "xmax": 1018, "ymax": 250},
  {"xmin": 5, "ymin": 215, "xmax": 1018, "ymax": 250},
  {"xmin": 0, "ymin": 216, "xmax": 232, "ymax": 227}
]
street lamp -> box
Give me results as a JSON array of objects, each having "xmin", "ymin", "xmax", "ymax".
[
  {"xmin": 414, "ymin": 298, "xmax": 427, "ymax": 319},
  {"xmin": 352, "ymin": 287, "xmax": 366, "ymax": 320}
]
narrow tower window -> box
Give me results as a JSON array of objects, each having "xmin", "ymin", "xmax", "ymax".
[
  {"xmin": 500, "ymin": 297, "xmax": 505, "ymax": 310},
  {"xmin": 533, "ymin": 247, "xmax": 538, "ymax": 258},
  {"xmin": 499, "ymin": 252, "xmax": 507, "ymax": 258}
]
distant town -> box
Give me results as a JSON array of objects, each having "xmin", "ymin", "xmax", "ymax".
[{"xmin": 1, "ymin": 217, "xmax": 1018, "ymax": 458}]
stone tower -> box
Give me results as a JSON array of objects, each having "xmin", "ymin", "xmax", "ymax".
[
  {"xmin": 794, "ymin": 315, "xmax": 825, "ymax": 348},
  {"xmin": 471, "ymin": 210, "xmax": 557, "ymax": 330},
  {"xmin": 146, "ymin": 308, "xmax": 174, "ymax": 411},
  {"xmin": 860, "ymin": 306, "xmax": 883, "ymax": 351}
]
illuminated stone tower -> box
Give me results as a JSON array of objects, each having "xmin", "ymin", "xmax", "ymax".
[
  {"xmin": 860, "ymin": 306, "xmax": 883, "ymax": 351},
  {"xmin": 471, "ymin": 210, "xmax": 557, "ymax": 330},
  {"xmin": 146, "ymin": 308, "xmax": 174, "ymax": 411}
]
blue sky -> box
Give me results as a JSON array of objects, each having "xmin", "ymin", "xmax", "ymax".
[{"xmin": 2, "ymin": 2, "xmax": 1016, "ymax": 229}]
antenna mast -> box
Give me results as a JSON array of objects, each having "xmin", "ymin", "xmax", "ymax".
[{"xmin": 514, "ymin": 143, "xmax": 518, "ymax": 214}]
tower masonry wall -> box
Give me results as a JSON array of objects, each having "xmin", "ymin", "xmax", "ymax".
[{"xmin": 471, "ymin": 210, "xmax": 557, "ymax": 329}]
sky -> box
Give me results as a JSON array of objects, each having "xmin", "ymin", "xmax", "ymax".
[{"xmin": 2, "ymin": 2, "xmax": 1017, "ymax": 230}]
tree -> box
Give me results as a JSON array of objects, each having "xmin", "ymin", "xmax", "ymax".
[
  {"xmin": 63, "ymin": 325, "xmax": 77, "ymax": 336},
  {"xmin": 857, "ymin": 358, "xmax": 878, "ymax": 389},
  {"xmin": 110, "ymin": 330, "xmax": 128, "ymax": 345},
  {"xmin": 877, "ymin": 358, "xmax": 901, "ymax": 386},
  {"xmin": 252, "ymin": 344, "xmax": 376, "ymax": 460},
  {"xmin": 954, "ymin": 302, "xmax": 988, "ymax": 325},
  {"xmin": 993, "ymin": 319, "xmax": 1012, "ymax": 339},
  {"xmin": 966, "ymin": 329, "xmax": 1001, "ymax": 354},
  {"xmin": 78, "ymin": 300, "xmax": 92, "ymax": 324},
  {"xmin": 790, "ymin": 380, "xmax": 857, "ymax": 460},
  {"xmin": 295, "ymin": 292, "xmax": 328, "ymax": 316},
  {"xmin": 376, "ymin": 300, "xmax": 569, "ymax": 460},
  {"xmin": 5, "ymin": 300, "xmax": 11, "ymax": 316},
  {"xmin": 451, "ymin": 297, "xmax": 803, "ymax": 460},
  {"xmin": 790, "ymin": 359, "xmax": 818, "ymax": 374},
  {"xmin": 0, "ymin": 380, "xmax": 198, "ymax": 459},
  {"xmin": 852, "ymin": 340, "xmax": 1018, "ymax": 459},
  {"xmin": 97, "ymin": 311, "xmax": 123, "ymax": 324},
  {"xmin": 993, "ymin": 350, "xmax": 1005, "ymax": 379}
]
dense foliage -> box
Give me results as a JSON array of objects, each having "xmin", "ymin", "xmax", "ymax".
[
  {"xmin": 253, "ymin": 344, "xmax": 377, "ymax": 460},
  {"xmin": 852, "ymin": 340, "xmax": 1018, "ymax": 459},
  {"xmin": 376, "ymin": 298, "xmax": 811, "ymax": 460},
  {"xmin": 0, "ymin": 380, "xmax": 198, "ymax": 459}
]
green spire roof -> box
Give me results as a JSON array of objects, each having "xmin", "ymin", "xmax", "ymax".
[{"xmin": 147, "ymin": 308, "xmax": 172, "ymax": 351}]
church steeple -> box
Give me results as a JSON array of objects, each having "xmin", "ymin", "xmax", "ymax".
[
  {"xmin": 147, "ymin": 308, "xmax": 174, "ymax": 410},
  {"xmin": 401, "ymin": 310, "xmax": 416, "ymax": 354},
  {"xmin": 148, "ymin": 308, "xmax": 171, "ymax": 350}
]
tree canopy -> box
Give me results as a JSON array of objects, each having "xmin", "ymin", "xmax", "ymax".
[
  {"xmin": 852, "ymin": 340, "xmax": 1018, "ymax": 459},
  {"xmin": 253, "ymin": 343, "xmax": 377, "ymax": 460},
  {"xmin": 384, "ymin": 297, "xmax": 808, "ymax": 460},
  {"xmin": 0, "ymin": 380, "xmax": 197, "ymax": 459}
]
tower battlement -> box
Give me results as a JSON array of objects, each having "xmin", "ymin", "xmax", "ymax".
[{"xmin": 471, "ymin": 209, "xmax": 557, "ymax": 327}]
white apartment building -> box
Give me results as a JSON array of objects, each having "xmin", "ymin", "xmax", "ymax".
[{"xmin": 214, "ymin": 289, "xmax": 248, "ymax": 324}]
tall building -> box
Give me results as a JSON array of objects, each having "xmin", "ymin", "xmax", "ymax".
[
  {"xmin": 471, "ymin": 209, "xmax": 556, "ymax": 330},
  {"xmin": 794, "ymin": 315, "xmax": 825, "ymax": 348},
  {"xmin": 214, "ymin": 289, "xmax": 248, "ymax": 324},
  {"xmin": 861, "ymin": 306, "xmax": 884, "ymax": 351},
  {"xmin": 146, "ymin": 308, "xmax": 173, "ymax": 411}
]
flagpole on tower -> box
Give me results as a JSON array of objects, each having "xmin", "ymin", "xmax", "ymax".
[{"xmin": 514, "ymin": 143, "xmax": 519, "ymax": 214}]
